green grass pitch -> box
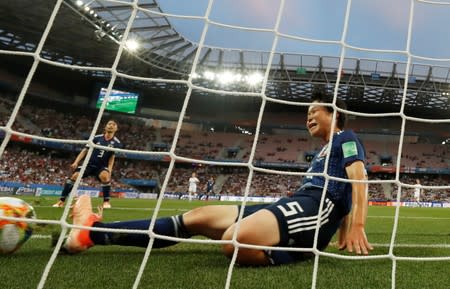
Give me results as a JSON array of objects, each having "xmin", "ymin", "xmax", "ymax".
[{"xmin": 1, "ymin": 197, "xmax": 449, "ymax": 289}]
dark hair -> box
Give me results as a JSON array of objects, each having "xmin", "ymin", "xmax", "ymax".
[
  {"xmin": 105, "ymin": 119, "xmax": 118, "ymax": 130},
  {"xmin": 107, "ymin": 119, "xmax": 118, "ymax": 125},
  {"xmin": 311, "ymin": 91, "xmax": 347, "ymax": 129}
]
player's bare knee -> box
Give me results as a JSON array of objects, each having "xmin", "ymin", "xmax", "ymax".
[
  {"xmin": 221, "ymin": 227, "xmax": 260, "ymax": 264},
  {"xmin": 99, "ymin": 173, "xmax": 110, "ymax": 183},
  {"xmin": 235, "ymin": 248, "xmax": 262, "ymax": 265},
  {"xmin": 222, "ymin": 243, "xmax": 234, "ymax": 259},
  {"xmin": 221, "ymin": 226, "xmax": 234, "ymax": 257},
  {"xmin": 222, "ymin": 244, "xmax": 268, "ymax": 266},
  {"xmin": 221, "ymin": 240, "xmax": 249, "ymax": 261}
]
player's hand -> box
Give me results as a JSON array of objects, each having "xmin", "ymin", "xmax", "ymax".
[
  {"xmin": 343, "ymin": 224, "xmax": 373, "ymax": 255},
  {"xmin": 70, "ymin": 163, "xmax": 78, "ymax": 170},
  {"xmin": 338, "ymin": 229, "xmax": 347, "ymax": 251}
]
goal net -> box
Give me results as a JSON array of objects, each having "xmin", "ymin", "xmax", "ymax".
[{"xmin": 0, "ymin": 0, "xmax": 449, "ymax": 288}]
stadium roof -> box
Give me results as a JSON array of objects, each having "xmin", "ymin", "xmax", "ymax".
[{"xmin": 0, "ymin": 0, "xmax": 449, "ymax": 118}]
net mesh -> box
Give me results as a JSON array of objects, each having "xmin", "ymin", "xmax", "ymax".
[{"xmin": 0, "ymin": 0, "xmax": 449, "ymax": 288}]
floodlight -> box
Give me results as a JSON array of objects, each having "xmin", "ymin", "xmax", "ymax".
[
  {"xmin": 125, "ymin": 39, "xmax": 140, "ymax": 51},
  {"xmin": 190, "ymin": 72, "xmax": 200, "ymax": 79},
  {"xmin": 246, "ymin": 72, "xmax": 263, "ymax": 85},
  {"xmin": 203, "ymin": 71, "xmax": 215, "ymax": 80},
  {"xmin": 218, "ymin": 71, "xmax": 234, "ymax": 85}
]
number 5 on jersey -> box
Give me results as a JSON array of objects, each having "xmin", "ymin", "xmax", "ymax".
[{"xmin": 277, "ymin": 201, "xmax": 304, "ymax": 217}]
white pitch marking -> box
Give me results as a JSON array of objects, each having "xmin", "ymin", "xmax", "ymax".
[
  {"xmin": 31, "ymin": 234, "xmax": 51, "ymax": 239},
  {"xmin": 37, "ymin": 205, "xmax": 189, "ymax": 212},
  {"xmin": 371, "ymin": 243, "xmax": 450, "ymax": 249},
  {"xmin": 29, "ymin": 234, "xmax": 450, "ymax": 249},
  {"xmin": 368, "ymin": 215, "xmax": 450, "ymax": 220}
]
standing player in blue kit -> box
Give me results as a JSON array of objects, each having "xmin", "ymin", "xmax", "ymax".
[{"xmin": 53, "ymin": 120, "xmax": 122, "ymax": 209}]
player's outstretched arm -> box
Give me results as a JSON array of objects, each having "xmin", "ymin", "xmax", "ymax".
[
  {"xmin": 108, "ymin": 154, "xmax": 115, "ymax": 173},
  {"xmin": 341, "ymin": 160, "xmax": 373, "ymax": 255},
  {"xmin": 71, "ymin": 148, "xmax": 88, "ymax": 169}
]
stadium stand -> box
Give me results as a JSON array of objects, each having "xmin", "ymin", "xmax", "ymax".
[{"xmin": 1, "ymin": 91, "xmax": 448, "ymax": 201}]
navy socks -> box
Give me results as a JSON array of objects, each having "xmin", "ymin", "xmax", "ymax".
[
  {"xmin": 60, "ymin": 179, "xmax": 74, "ymax": 201},
  {"xmin": 89, "ymin": 215, "xmax": 191, "ymax": 248},
  {"xmin": 101, "ymin": 184, "xmax": 111, "ymax": 201}
]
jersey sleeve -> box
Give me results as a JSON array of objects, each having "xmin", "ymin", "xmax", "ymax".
[
  {"xmin": 113, "ymin": 137, "xmax": 123, "ymax": 154},
  {"xmin": 339, "ymin": 131, "xmax": 365, "ymax": 167},
  {"xmin": 86, "ymin": 135, "xmax": 98, "ymax": 149},
  {"xmin": 119, "ymin": 139, "xmax": 125, "ymax": 150}
]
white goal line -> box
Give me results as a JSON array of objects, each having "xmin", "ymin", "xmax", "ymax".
[
  {"xmin": 35, "ymin": 205, "xmax": 450, "ymax": 220},
  {"xmin": 29, "ymin": 234, "xmax": 450, "ymax": 249},
  {"xmin": 37, "ymin": 205, "xmax": 189, "ymax": 212},
  {"xmin": 368, "ymin": 215, "xmax": 450, "ymax": 220},
  {"xmin": 371, "ymin": 243, "xmax": 450, "ymax": 249}
]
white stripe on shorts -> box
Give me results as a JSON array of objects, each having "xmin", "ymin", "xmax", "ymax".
[
  {"xmin": 287, "ymin": 199, "xmax": 333, "ymax": 225},
  {"xmin": 287, "ymin": 200, "xmax": 335, "ymax": 234}
]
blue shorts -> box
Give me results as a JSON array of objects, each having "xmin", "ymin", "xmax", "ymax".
[
  {"xmin": 76, "ymin": 165, "xmax": 108, "ymax": 181},
  {"xmin": 239, "ymin": 188, "xmax": 345, "ymax": 262}
]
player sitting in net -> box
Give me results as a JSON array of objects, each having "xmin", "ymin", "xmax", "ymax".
[
  {"xmin": 53, "ymin": 120, "xmax": 122, "ymax": 209},
  {"xmin": 62, "ymin": 94, "xmax": 372, "ymax": 265}
]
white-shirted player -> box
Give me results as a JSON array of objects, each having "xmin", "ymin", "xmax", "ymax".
[
  {"xmin": 188, "ymin": 172, "xmax": 200, "ymax": 201},
  {"xmin": 413, "ymin": 178, "xmax": 422, "ymax": 207}
]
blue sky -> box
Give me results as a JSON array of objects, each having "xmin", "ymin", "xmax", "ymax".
[{"xmin": 157, "ymin": 0, "xmax": 450, "ymax": 64}]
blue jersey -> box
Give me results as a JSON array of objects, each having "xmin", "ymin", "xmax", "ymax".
[
  {"xmin": 301, "ymin": 130, "xmax": 365, "ymax": 214},
  {"xmin": 206, "ymin": 180, "xmax": 214, "ymax": 192},
  {"xmin": 87, "ymin": 134, "xmax": 123, "ymax": 168}
]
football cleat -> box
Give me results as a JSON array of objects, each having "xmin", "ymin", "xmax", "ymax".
[
  {"xmin": 63, "ymin": 195, "xmax": 102, "ymax": 253},
  {"xmin": 52, "ymin": 200, "xmax": 64, "ymax": 208},
  {"xmin": 102, "ymin": 201, "xmax": 111, "ymax": 209}
]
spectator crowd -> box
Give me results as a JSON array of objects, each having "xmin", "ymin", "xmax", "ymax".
[{"xmin": 0, "ymin": 93, "xmax": 449, "ymax": 202}]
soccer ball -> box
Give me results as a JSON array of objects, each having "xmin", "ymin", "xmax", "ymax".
[{"xmin": 0, "ymin": 197, "xmax": 36, "ymax": 254}]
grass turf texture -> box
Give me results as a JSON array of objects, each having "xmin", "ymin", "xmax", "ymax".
[{"xmin": 1, "ymin": 197, "xmax": 449, "ymax": 289}]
